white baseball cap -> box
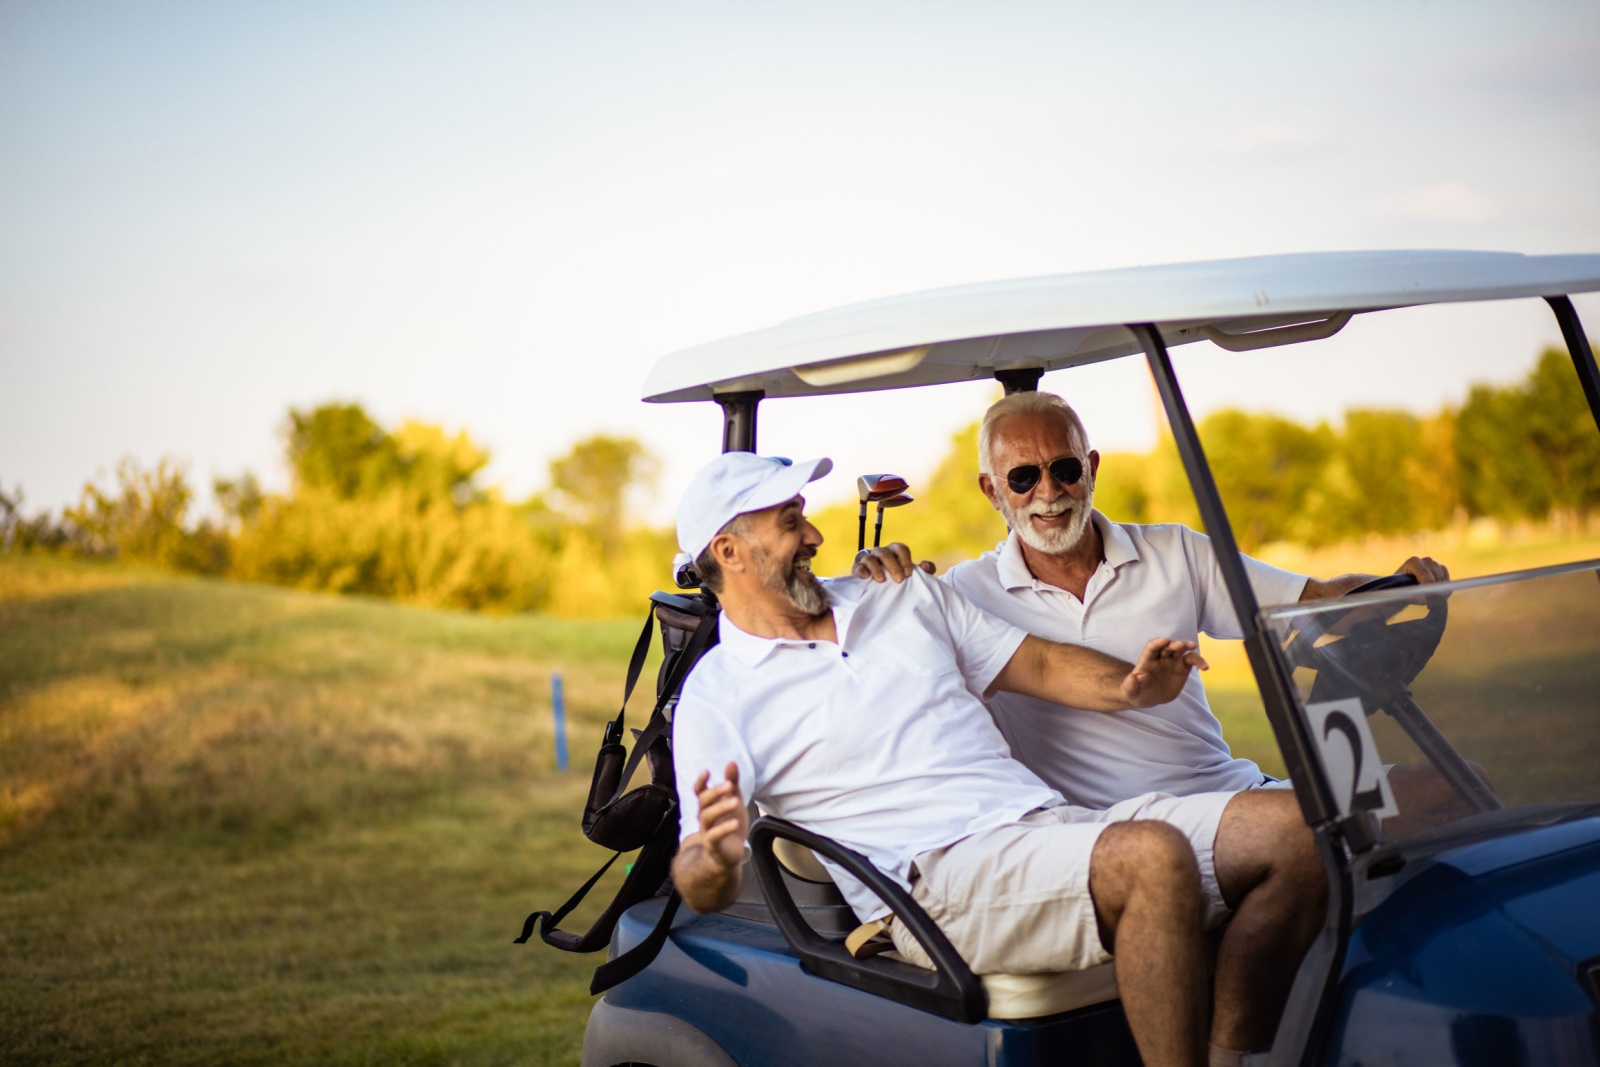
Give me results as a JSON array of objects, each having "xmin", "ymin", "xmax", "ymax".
[{"xmin": 676, "ymin": 453, "xmax": 833, "ymax": 561}]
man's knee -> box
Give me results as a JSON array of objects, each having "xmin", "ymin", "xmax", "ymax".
[
  {"xmin": 1092, "ymin": 821, "xmax": 1202, "ymax": 907},
  {"xmin": 1217, "ymin": 790, "xmax": 1325, "ymax": 908}
]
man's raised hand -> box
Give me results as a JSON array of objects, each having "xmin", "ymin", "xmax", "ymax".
[
  {"xmin": 694, "ymin": 762, "xmax": 749, "ymax": 869},
  {"xmin": 1121, "ymin": 637, "xmax": 1208, "ymax": 708}
]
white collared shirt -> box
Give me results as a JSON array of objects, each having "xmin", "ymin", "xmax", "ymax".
[
  {"xmin": 672, "ymin": 571, "xmax": 1049, "ymax": 922},
  {"xmin": 943, "ymin": 513, "xmax": 1308, "ymax": 809}
]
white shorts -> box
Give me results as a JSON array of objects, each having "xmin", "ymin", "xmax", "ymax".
[{"xmin": 888, "ymin": 790, "xmax": 1237, "ymax": 975}]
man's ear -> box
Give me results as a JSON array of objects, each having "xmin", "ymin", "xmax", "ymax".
[
  {"xmin": 709, "ymin": 531, "xmax": 746, "ymax": 575},
  {"xmin": 1089, "ymin": 450, "xmax": 1101, "ymax": 479},
  {"xmin": 977, "ymin": 473, "xmax": 1003, "ymax": 512}
]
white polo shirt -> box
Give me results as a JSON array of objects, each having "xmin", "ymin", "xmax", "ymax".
[
  {"xmin": 672, "ymin": 571, "xmax": 1052, "ymax": 922},
  {"xmin": 943, "ymin": 514, "xmax": 1308, "ymax": 809}
]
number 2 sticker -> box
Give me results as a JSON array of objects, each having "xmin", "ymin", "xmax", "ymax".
[{"xmin": 1305, "ymin": 698, "xmax": 1399, "ymax": 820}]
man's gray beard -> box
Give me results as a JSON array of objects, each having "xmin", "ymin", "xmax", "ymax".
[
  {"xmin": 998, "ymin": 475, "xmax": 1095, "ymax": 555},
  {"xmin": 753, "ymin": 545, "xmax": 830, "ymax": 618}
]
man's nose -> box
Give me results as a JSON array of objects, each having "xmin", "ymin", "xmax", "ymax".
[
  {"xmin": 803, "ymin": 518, "xmax": 824, "ymax": 546},
  {"xmin": 1032, "ymin": 469, "xmax": 1066, "ymax": 502}
]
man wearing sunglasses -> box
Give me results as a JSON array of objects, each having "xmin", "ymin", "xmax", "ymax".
[{"xmin": 863, "ymin": 390, "xmax": 1449, "ymax": 813}]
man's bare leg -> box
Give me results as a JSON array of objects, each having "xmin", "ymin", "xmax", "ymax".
[
  {"xmin": 1210, "ymin": 790, "xmax": 1329, "ymax": 1054},
  {"xmin": 1090, "ymin": 821, "xmax": 1209, "ymax": 1067}
]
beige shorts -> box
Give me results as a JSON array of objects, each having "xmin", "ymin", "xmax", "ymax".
[{"xmin": 888, "ymin": 790, "xmax": 1237, "ymax": 975}]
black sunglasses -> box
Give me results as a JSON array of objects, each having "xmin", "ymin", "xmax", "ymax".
[{"xmin": 1005, "ymin": 457, "xmax": 1084, "ymax": 494}]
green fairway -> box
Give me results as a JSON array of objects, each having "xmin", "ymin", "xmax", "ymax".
[
  {"xmin": 1, "ymin": 556, "xmax": 650, "ymax": 1065},
  {"xmin": 5, "ymin": 530, "xmax": 1596, "ymax": 1063}
]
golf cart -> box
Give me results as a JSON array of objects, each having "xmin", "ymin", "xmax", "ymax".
[{"xmin": 568, "ymin": 251, "xmax": 1600, "ymax": 1066}]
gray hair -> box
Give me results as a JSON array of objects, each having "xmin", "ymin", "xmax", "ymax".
[
  {"xmin": 692, "ymin": 512, "xmax": 754, "ymax": 593},
  {"xmin": 977, "ymin": 392, "xmax": 1091, "ymax": 475}
]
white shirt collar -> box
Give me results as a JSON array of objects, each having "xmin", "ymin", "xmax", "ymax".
[
  {"xmin": 714, "ymin": 578, "xmax": 863, "ymax": 666},
  {"xmin": 995, "ymin": 510, "xmax": 1141, "ymax": 592}
]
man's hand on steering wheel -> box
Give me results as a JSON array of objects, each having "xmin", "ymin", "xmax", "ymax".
[{"xmin": 1395, "ymin": 555, "xmax": 1450, "ymax": 585}]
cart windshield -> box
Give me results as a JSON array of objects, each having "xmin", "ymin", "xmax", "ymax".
[{"xmin": 1259, "ymin": 559, "xmax": 1600, "ymax": 848}]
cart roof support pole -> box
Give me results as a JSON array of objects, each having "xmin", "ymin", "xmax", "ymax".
[
  {"xmin": 715, "ymin": 391, "xmax": 763, "ymax": 454},
  {"xmin": 1131, "ymin": 320, "xmax": 1351, "ymax": 1067},
  {"xmin": 1129, "ymin": 324, "xmax": 1260, "ymax": 633},
  {"xmin": 1546, "ymin": 296, "xmax": 1600, "ymax": 436},
  {"xmin": 1129, "ymin": 322, "xmax": 1339, "ymax": 819}
]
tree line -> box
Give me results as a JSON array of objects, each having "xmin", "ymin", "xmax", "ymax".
[
  {"xmin": 5, "ymin": 346, "xmax": 1598, "ymax": 613},
  {"xmin": 0, "ymin": 403, "xmax": 670, "ymax": 617},
  {"xmin": 1098, "ymin": 346, "xmax": 1600, "ymax": 549},
  {"xmin": 807, "ymin": 345, "xmax": 1600, "ymax": 573}
]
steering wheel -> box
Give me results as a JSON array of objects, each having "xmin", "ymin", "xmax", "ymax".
[
  {"xmin": 1277, "ymin": 571, "xmax": 1505, "ymax": 818},
  {"xmin": 1345, "ymin": 573, "xmax": 1422, "ymax": 595},
  {"xmin": 1279, "ymin": 571, "xmax": 1449, "ymax": 709}
]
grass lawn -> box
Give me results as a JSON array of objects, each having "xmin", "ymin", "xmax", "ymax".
[
  {"xmin": 1, "ymin": 555, "xmax": 652, "ymax": 1065},
  {"xmin": 4, "ymin": 528, "xmax": 1596, "ymax": 1063}
]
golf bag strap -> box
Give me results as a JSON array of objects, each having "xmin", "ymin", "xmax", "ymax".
[
  {"xmin": 511, "ymin": 850, "xmax": 623, "ymax": 949},
  {"xmin": 604, "ymin": 611, "xmax": 658, "ymax": 748},
  {"xmin": 604, "ymin": 609, "xmax": 718, "ymax": 808},
  {"xmin": 589, "ymin": 889, "xmax": 683, "ymax": 995},
  {"xmin": 514, "ymin": 802, "xmax": 681, "ymax": 953}
]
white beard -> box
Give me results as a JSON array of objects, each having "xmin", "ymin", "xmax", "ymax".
[
  {"xmin": 997, "ymin": 473, "xmax": 1095, "ymax": 555},
  {"xmin": 754, "ymin": 544, "xmax": 829, "ymax": 618}
]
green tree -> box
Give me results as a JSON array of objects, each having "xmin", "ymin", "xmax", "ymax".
[
  {"xmin": 1099, "ymin": 433, "xmax": 1201, "ymax": 530},
  {"xmin": 914, "ymin": 423, "xmax": 1010, "ymax": 563},
  {"xmin": 1521, "ymin": 347, "xmax": 1600, "ymax": 518},
  {"xmin": 1086, "ymin": 451, "xmax": 1150, "ymax": 524},
  {"xmin": 1457, "ymin": 379, "xmax": 1538, "ymax": 520},
  {"xmin": 547, "ymin": 435, "xmax": 660, "ymax": 545},
  {"xmin": 1199, "ymin": 410, "xmax": 1333, "ymax": 550},
  {"xmin": 64, "ymin": 458, "xmax": 227, "ymax": 572},
  {"xmin": 1323, "ymin": 409, "xmax": 1462, "ymax": 536},
  {"xmin": 286, "ymin": 403, "xmax": 402, "ymax": 499},
  {"xmin": 0, "ymin": 482, "xmax": 75, "ymax": 553},
  {"xmin": 391, "ymin": 420, "xmax": 491, "ymax": 507},
  {"xmin": 1453, "ymin": 347, "xmax": 1600, "ymax": 522},
  {"xmin": 213, "ymin": 471, "xmax": 265, "ymax": 528}
]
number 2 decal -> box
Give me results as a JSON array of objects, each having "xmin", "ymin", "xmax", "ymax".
[{"xmin": 1305, "ymin": 698, "xmax": 1399, "ymax": 820}]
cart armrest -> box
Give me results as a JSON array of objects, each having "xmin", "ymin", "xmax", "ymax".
[{"xmin": 747, "ymin": 816, "xmax": 987, "ymax": 1023}]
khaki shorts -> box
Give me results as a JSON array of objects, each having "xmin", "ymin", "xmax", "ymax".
[{"xmin": 888, "ymin": 790, "xmax": 1237, "ymax": 975}]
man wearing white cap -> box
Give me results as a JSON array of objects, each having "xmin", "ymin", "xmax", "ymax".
[{"xmin": 668, "ymin": 452, "xmax": 1326, "ymax": 1067}]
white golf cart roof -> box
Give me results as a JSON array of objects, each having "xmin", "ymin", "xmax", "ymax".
[{"xmin": 642, "ymin": 250, "xmax": 1600, "ymax": 403}]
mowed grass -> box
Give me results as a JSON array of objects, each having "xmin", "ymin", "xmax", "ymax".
[
  {"xmin": 3, "ymin": 529, "xmax": 1596, "ymax": 1064},
  {"xmin": 0, "ymin": 555, "xmax": 655, "ymax": 1066}
]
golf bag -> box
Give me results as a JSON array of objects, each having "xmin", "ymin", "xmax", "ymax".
[{"xmin": 514, "ymin": 590, "xmax": 720, "ymax": 995}]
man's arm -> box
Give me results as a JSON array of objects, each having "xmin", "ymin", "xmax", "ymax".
[
  {"xmin": 988, "ymin": 634, "xmax": 1207, "ymax": 710},
  {"xmin": 671, "ymin": 762, "xmax": 749, "ymax": 914},
  {"xmin": 1300, "ymin": 555, "xmax": 1450, "ymax": 601}
]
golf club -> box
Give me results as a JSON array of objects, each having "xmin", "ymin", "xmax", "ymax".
[
  {"xmin": 873, "ymin": 493, "xmax": 913, "ymax": 548},
  {"xmin": 856, "ymin": 474, "xmax": 908, "ymax": 550}
]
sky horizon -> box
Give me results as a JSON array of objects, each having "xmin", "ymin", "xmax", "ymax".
[{"xmin": 4, "ymin": 1, "xmax": 1598, "ymax": 523}]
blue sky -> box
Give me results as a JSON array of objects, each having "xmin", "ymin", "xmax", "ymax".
[{"xmin": 3, "ymin": 1, "xmax": 1598, "ymax": 521}]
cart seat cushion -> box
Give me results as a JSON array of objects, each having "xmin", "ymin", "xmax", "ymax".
[
  {"xmin": 772, "ymin": 835, "xmax": 834, "ymax": 883},
  {"xmin": 875, "ymin": 949, "xmax": 1119, "ymax": 1018},
  {"xmin": 980, "ymin": 962, "xmax": 1120, "ymax": 1018}
]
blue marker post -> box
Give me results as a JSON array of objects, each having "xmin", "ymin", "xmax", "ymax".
[{"xmin": 551, "ymin": 671, "xmax": 569, "ymax": 772}]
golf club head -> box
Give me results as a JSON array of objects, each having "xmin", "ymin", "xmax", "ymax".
[
  {"xmin": 872, "ymin": 494, "xmax": 914, "ymax": 548},
  {"xmin": 857, "ymin": 474, "xmax": 909, "ymax": 502}
]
